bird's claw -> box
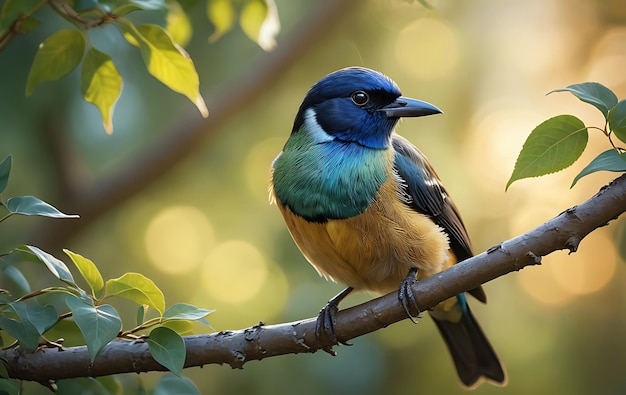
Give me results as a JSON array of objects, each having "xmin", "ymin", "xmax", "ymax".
[
  {"xmin": 398, "ymin": 268, "xmax": 422, "ymax": 323},
  {"xmin": 314, "ymin": 287, "xmax": 354, "ymax": 347},
  {"xmin": 315, "ymin": 302, "xmax": 352, "ymax": 347}
]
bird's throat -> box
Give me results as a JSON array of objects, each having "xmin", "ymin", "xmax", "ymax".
[{"xmin": 272, "ymin": 133, "xmax": 389, "ymax": 222}]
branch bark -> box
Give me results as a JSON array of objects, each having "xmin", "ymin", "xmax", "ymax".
[{"xmin": 5, "ymin": 174, "xmax": 626, "ymax": 382}]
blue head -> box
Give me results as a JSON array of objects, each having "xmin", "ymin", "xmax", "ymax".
[
  {"xmin": 291, "ymin": 67, "xmax": 441, "ymax": 149},
  {"xmin": 272, "ymin": 67, "xmax": 441, "ymax": 221}
]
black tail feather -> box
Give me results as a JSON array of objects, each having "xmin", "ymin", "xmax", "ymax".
[{"xmin": 431, "ymin": 304, "xmax": 506, "ymax": 388}]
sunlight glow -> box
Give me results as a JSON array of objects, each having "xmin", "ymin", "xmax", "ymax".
[
  {"xmin": 518, "ymin": 231, "xmax": 617, "ymax": 307},
  {"xmin": 394, "ymin": 18, "xmax": 459, "ymax": 80},
  {"xmin": 144, "ymin": 206, "xmax": 214, "ymax": 275},
  {"xmin": 202, "ymin": 240, "xmax": 268, "ymax": 303}
]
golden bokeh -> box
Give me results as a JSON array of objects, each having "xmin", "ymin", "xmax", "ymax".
[
  {"xmin": 518, "ymin": 230, "xmax": 617, "ymax": 307},
  {"xmin": 394, "ymin": 18, "xmax": 459, "ymax": 80},
  {"xmin": 244, "ymin": 137, "xmax": 285, "ymax": 202},
  {"xmin": 201, "ymin": 239, "xmax": 269, "ymax": 303},
  {"xmin": 144, "ymin": 205, "xmax": 215, "ymax": 275}
]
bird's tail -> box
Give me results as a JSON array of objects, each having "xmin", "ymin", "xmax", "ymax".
[{"xmin": 430, "ymin": 295, "xmax": 507, "ymax": 389}]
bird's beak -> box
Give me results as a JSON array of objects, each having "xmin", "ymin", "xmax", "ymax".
[{"xmin": 380, "ymin": 97, "xmax": 442, "ymax": 118}]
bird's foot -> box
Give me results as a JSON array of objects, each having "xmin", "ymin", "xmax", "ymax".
[
  {"xmin": 398, "ymin": 268, "xmax": 422, "ymax": 323},
  {"xmin": 315, "ymin": 287, "xmax": 353, "ymax": 348}
]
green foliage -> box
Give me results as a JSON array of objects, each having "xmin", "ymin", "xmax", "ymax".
[
  {"xmin": 81, "ymin": 48, "xmax": 123, "ymax": 134},
  {"xmin": 508, "ymin": 83, "xmax": 626, "ymax": 189},
  {"xmin": 0, "ymin": 0, "xmax": 281, "ymax": 133},
  {"xmin": 0, "ymin": 156, "xmax": 214, "ymax": 391},
  {"xmin": 147, "ymin": 327, "xmax": 186, "ymax": 375},
  {"xmin": 5, "ymin": 196, "xmax": 79, "ymax": 219},
  {"xmin": 25, "ymin": 29, "xmax": 86, "ymax": 96},
  {"xmin": 154, "ymin": 374, "xmax": 200, "ymax": 395},
  {"xmin": 0, "ymin": 155, "xmax": 79, "ymax": 222},
  {"xmin": 571, "ymin": 149, "xmax": 626, "ymax": 187},
  {"xmin": 65, "ymin": 296, "xmax": 122, "ymax": 362},
  {"xmin": 207, "ymin": 0, "xmax": 279, "ymax": 50},
  {"xmin": 116, "ymin": 21, "xmax": 208, "ymax": 119},
  {"xmin": 64, "ymin": 249, "xmax": 105, "ymax": 298},
  {"xmin": 104, "ymin": 272, "xmax": 166, "ymax": 314}
]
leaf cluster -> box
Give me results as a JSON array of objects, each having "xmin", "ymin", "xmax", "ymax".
[
  {"xmin": 0, "ymin": 155, "xmax": 212, "ymax": 394},
  {"xmin": 1, "ymin": 0, "xmax": 281, "ymax": 133},
  {"xmin": 507, "ymin": 82, "xmax": 626, "ymax": 189}
]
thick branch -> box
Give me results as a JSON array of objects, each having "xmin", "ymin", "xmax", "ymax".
[
  {"xmin": 5, "ymin": 174, "xmax": 626, "ymax": 381},
  {"xmin": 29, "ymin": 0, "xmax": 360, "ymax": 252}
]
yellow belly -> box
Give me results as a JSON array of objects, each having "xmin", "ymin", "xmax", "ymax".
[{"xmin": 273, "ymin": 175, "xmax": 454, "ymax": 295}]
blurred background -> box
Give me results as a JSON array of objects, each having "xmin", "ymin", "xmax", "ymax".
[{"xmin": 1, "ymin": 0, "xmax": 626, "ymax": 393}]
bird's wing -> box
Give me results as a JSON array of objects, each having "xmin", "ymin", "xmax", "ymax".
[{"xmin": 391, "ymin": 134, "xmax": 486, "ymax": 303}]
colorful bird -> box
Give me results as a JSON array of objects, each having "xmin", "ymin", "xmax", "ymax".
[{"xmin": 269, "ymin": 67, "xmax": 506, "ymax": 388}]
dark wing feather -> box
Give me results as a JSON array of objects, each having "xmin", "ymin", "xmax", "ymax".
[{"xmin": 391, "ymin": 134, "xmax": 486, "ymax": 303}]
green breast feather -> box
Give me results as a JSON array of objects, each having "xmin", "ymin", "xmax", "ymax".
[{"xmin": 272, "ymin": 131, "xmax": 388, "ymax": 222}]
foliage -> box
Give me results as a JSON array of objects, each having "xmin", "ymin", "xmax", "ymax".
[
  {"xmin": 0, "ymin": 155, "xmax": 213, "ymax": 394},
  {"xmin": 0, "ymin": 0, "xmax": 280, "ymax": 133},
  {"xmin": 507, "ymin": 82, "xmax": 626, "ymax": 189}
]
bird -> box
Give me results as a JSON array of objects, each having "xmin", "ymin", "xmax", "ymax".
[{"xmin": 269, "ymin": 66, "xmax": 506, "ymax": 389}]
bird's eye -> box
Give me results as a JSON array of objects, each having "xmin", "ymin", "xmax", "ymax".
[{"xmin": 351, "ymin": 91, "xmax": 369, "ymax": 106}]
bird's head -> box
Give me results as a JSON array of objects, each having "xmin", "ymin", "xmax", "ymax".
[{"xmin": 291, "ymin": 67, "xmax": 442, "ymax": 149}]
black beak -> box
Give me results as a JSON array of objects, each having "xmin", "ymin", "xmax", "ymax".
[{"xmin": 380, "ymin": 97, "xmax": 442, "ymax": 118}]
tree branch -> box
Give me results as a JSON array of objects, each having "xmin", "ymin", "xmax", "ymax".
[
  {"xmin": 29, "ymin": 0, "xmax": 361, "ymax": 252},
  {"xmin": 5, "ymin": 174, "xmax": 626, "ymax": 382}
]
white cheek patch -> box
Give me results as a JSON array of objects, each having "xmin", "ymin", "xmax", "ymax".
[{"xmin": 304, "ymin": 108, "xmax": 335, "ymax": 143}]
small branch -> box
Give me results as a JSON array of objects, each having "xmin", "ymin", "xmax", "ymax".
[{"xmin": 5, "ymin": 174, "xmax": 626, "ymax": 381}]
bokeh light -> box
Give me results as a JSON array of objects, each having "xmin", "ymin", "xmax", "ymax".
[
  {"xmin": 518, "ymin": 230, "xmax": 617, "ymax": 307},
  {"xmin": 202, "ymin": 239, "xmax": 269, "ymax": 303},
  {"xmin": 394, "ymin": 18, "xmax": 459, "ymax": 80},
  {"xmin": 467, "ymin": 106, "xmax": 544, "ymax": 189},
  {"xmin": 244, "ymin": 137, "xmax": 285, "ymax": 202},
  {"xmin": 144, "ymin": 205, "xmax": 214, "ymax": 275}
]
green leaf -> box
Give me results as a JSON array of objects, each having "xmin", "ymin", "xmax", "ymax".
[
  {"xmin": 0, "ymin": 361, "xmax": 8, "ymax": 378},
  {"xmin": 65, "ymin": 296, "xmax": 122, "ymax": 362},
  {"xmin": 506, "ymin": 115, "xmax": 588, "ymax": 190},
  {"xmin": 154, "ymin": 374, "xmax": 199, "ymax": 395},
  {"xmin": 3, "ymin": 265, "xmax": 30, "ymax": 294},
  {"xmin": 6, "ymin": 196, "xmax": 79, "ymax": 218},
  {"xmin": 0, "ymin": 377, "xmax": 19, "ymax": 395},
  {"xmin": 10, "ymin": 301, "xmax": 58, "ymax": 334},
  {"xmin": 136, "ymin": 304, "xmax": 147, "ymax": 326},
  {"xmin": 0, "ymin": 313, "xmax": 40, "ymax": 351},
  {"xmin": 608, "ymin": 99, "xmax": 626, "ymax": 144},
  {"xmin": 15, "ymin": 15, "xmax": 39, "ymax": 33},
  {"xmin": 160, "ymin": 319, "xmax": 194, "ymax": 335},
  {"xmin": 147, "ymin": 327, "xmax": 186, "ymax": 375},
  {"xmin": 81, "ymin": 48, "xmax": 123, "ymax": 134},
  {"xmin": 64, "ymin": 249, "xmax": 105, "ymax": 297},
  {"xmin": 0, "ymin": 302, "xmax": 58, "ymax": 351},
  {"xmin": 112, "ymin": 0, "xmax": 166, "ymax": 16},
  {"xmin": 549, "ymin": 82, "xmax": 618, "ymax": 119},
  {"xmin": 0, "ymin": 0, "xmax": 41, "ymax": 31},
  {"xmin": 56, "ymin": 377, "xmax": 112, "ymax": 395},
  {"xmin": 207, "ymin": 0, "xmax": 235, "ymax": 42},
  {"xmin": 0, "ymin": 155, "xmax": 11, "ymax": 193},
  {"xmin": 239, "ymin": 0, "xmax": 279, "ymax": 51},
  {"xmin": 105, "ymin": 272, "xmax": 165, "ymax": 314},
  {"xmin": 19, "ymin": 245, "xmax": 76, "ymax": 286},
  {"xmin": 163, "ymin": 303, "xmax": 214, "ymax": 321},
  {"xmin": 166, "ymin": 1, "xmax": 192, "ymax": 47},
  {"xmin": 26, "ymin": 29, "xmax": 86, "ymax": 95},
  {"xmin": 117, "ymin": 21, "xmax": 208, "ymax": 118},
  {"xmin": 571, "ymin": 149, "xmax": 626, "ymax": 187}
]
